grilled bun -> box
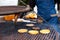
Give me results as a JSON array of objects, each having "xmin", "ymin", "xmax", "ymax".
[
  {"xmin": 40, "ymin": 29, "xmax": 50, "ymax": 34},
  {"xmin": 18, "ymin": 29, "xmax": 28, "ymax": 33},
  {"xmin": 28, "ymin": 30, "xmax": 39, "ymax": 35}
]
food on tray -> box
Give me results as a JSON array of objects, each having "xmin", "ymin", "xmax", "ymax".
[
  {"xmin": 26, "ymin": 24, "xmax": 34, "ymax": 27},
  {"xmin": 4, "ymin": 14, "xmax": 15, "ymax": 21},
  {"xmin": 12, "ymin": 18, "xmax": 24, "ymax": 22},
  {"xmin": 40, "ymin": 29, "xmax": 50, "ymax": 34},
  {"xmin": 18, "ymin": 29, "xmax": 28, "ymax": 33},
  {"xmin": 25, "ymin": 13, "xmax": 30, "ymax": 18},
  {"xmin": 32, "ymin": 27, "xmax": 40, "ymax": 30},
  {"xmin": 28, "ymin": 30, "xmax": 39, "ymax": 35},
  {"xmin": 25, "ymin": 13, "xmax": 37, "ymax": 19}
]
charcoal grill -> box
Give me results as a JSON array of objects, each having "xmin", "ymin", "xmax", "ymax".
[
  {"xmin": 0, "ymin": 21, "xmax": 59, "ymax": 40},
  {"xmin": 0, "ymin": 8, "xmax": 59, "ymax": 40}
]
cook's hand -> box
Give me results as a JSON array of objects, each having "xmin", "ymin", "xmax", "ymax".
[{"xmin": 50, "ymin": 14, "xmax": 58, "ymax": 17}]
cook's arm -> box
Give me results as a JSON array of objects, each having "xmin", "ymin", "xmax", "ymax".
[{"xmin": 28, "ymin": 0, "xmax": 36, "ymax": 10}]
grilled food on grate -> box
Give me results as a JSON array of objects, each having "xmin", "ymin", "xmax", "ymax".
[
  {"xmin": 26, "ymin": 24, "xmax": 34, "ymax": 27},
  {"xmin": 18, "ymin": 29, "xmax": 28, "ymax": 33},
  {"xmin": 40, "ymin": 29, "xmax": 50, "ymax": 34},
  {"xmin": 28, "ymin": 30, "xmax": 39, "ymax": 35},
  {"xmin": 32, "ymin": 27, "xmax": 40, "ymax": 30},
  {"xmin": 37, "ymin": 19, "xmax": 43, "ymax": 23}
]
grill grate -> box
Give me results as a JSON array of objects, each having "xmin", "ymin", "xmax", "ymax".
[{"xmin": 1, "ymin": 29, "xmax": 59, "ymax": 40}]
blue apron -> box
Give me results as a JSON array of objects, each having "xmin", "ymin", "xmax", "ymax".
[{"xmin": 35, "ymin": 0, "xmax": 60, "ymax": 33}]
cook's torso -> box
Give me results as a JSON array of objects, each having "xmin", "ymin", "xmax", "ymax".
[{"xmin": 35, "ymin": 0, "xmax": 56, "ymax": 20}]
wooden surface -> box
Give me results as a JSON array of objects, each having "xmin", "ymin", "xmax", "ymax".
[{"xmin": 0, "ymin": 6, "xmax": 30, "ymax": 15}]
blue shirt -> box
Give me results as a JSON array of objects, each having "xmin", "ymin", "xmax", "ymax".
[{"xmin": 35, "ymin": 0, "xmax": 56, "ymax": 20}]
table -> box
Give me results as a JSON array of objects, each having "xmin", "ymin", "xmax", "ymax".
[
  {"xmin": 0, "ymin": 5, "xmax": 31, "ymax": 22},
  {"xmin": 0, "ymin": 5, "xmax": 30, "ymax": 15}
]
